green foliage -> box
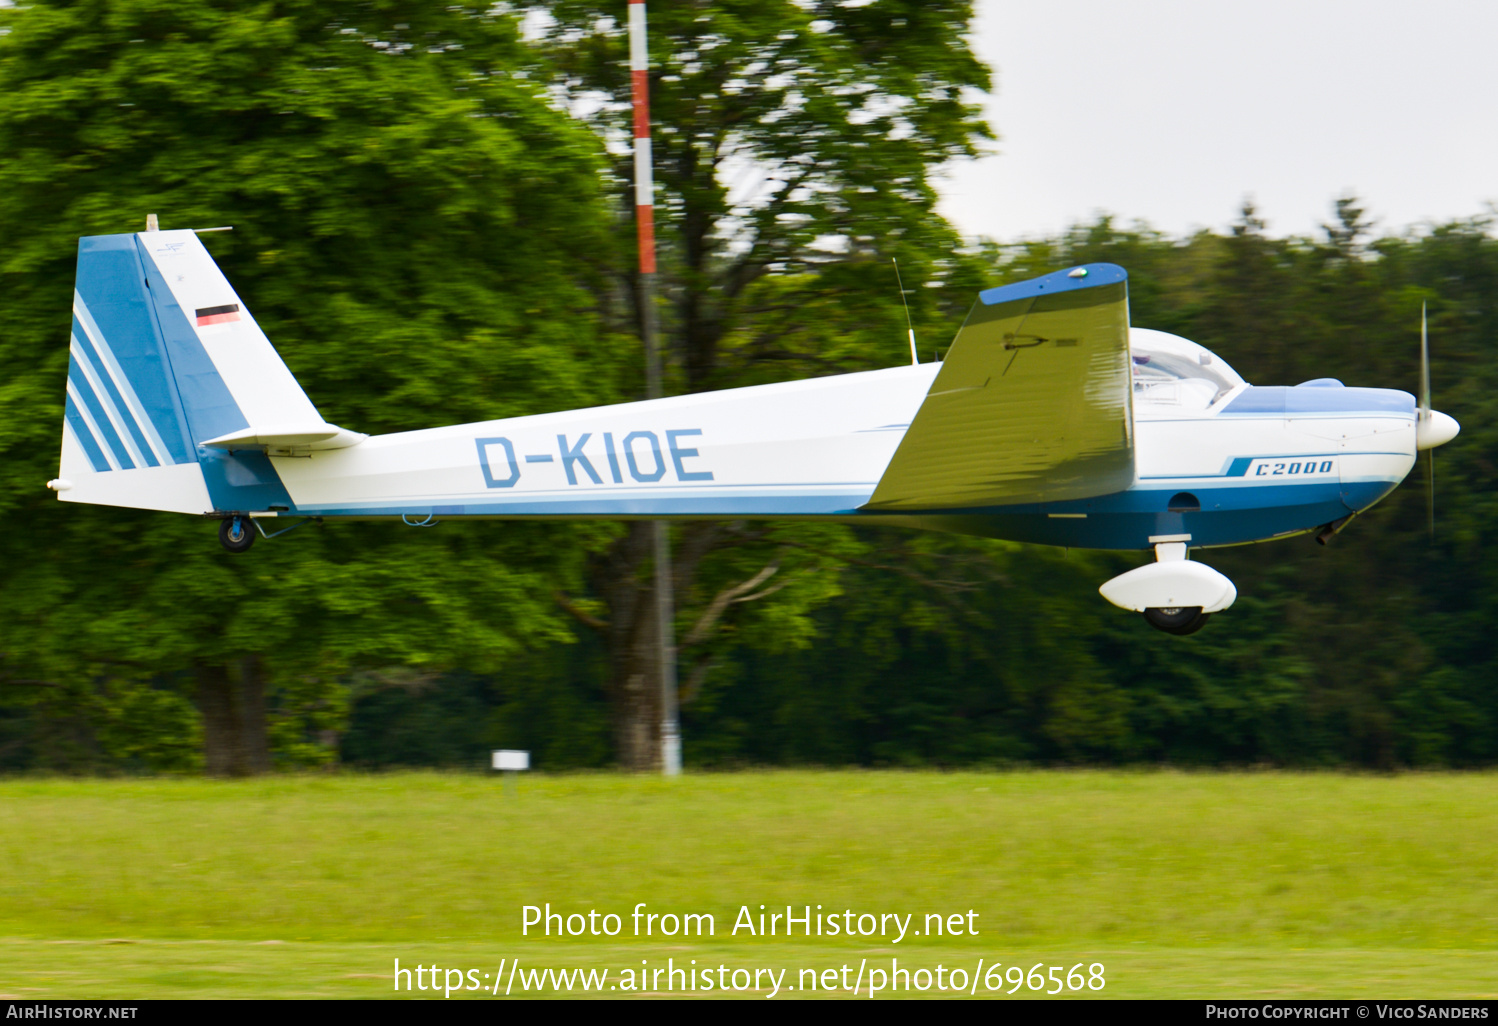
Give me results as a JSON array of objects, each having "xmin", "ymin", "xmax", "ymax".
[
  {"xmin": 536, "ymin": 0, "xmax": 992, "ymax": 388},
  {"xmin": 529, "ymin": 2, "xmax": 997, "ymax": 769},
  {"xmin": 340, "ymin": 656, "xmax": 614, "ymax": 771},
  {"xmin": 0, "ymin": 0, "xmax": 1494, "ymax": 772},
  {"xmin": 88, "ymin": 678, "xmax": 205, "ymax": 772},
  {"xmin": 681, "ymin": 208, "xmax": 1498, "ymax": 771},
  {"xmin": 0, "ymin": 0, "xmax": 626, "ymax": 768}
]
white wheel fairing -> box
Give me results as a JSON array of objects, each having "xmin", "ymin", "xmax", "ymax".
[{"xmin": 1099, "ymin": 560, "xmax": 1238, "ymax": 614}]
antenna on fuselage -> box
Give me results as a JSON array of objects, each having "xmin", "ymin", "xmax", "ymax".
[
  {"xmin": 1421, "ymin": 302, "xmax": 1434, "ymax": 541},
  {"xmin": 893, "ymin": 257, "xmax": 918, "ymax": 365}
]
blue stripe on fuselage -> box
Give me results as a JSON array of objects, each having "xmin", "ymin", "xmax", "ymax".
[
  {"xmin": 902, "ymin": 480, "xmax": 1392, "ymax": 549},
  {"xmin": 288, "ymin": 473, "xmax": 1405, "ymax": 551},
  {"xmin": 292, "ymin": 493, "xmax": 867, "ymax": 519}
]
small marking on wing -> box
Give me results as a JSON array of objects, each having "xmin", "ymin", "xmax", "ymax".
[{"xmin": 928, "ymin": 378, "xmax": 990, "ymax": 397}]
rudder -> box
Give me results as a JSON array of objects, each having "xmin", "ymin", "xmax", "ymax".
[
  {"xmin": 57, "ymin": 232, "xmax": 213, "ymax": 513},
  {"xmin": 53, "ymin": 229, "xmax": 349, "ymax": 516}
]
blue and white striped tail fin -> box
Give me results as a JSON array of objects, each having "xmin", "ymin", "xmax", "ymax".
[{"xmin": 52, "ymin": 229, "xmax": 337, "ymax": 515}]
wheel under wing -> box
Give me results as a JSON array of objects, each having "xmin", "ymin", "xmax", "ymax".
[{"xmin": 862, "ymin": 263, "xmax": 1135, "ymax": 511}]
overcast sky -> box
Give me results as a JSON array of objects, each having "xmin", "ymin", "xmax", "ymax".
[{"xmin": 937, "ymin": 0, "xmax": 1498, "ymax": 243}]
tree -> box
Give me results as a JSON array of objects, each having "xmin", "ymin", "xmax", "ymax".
[
  {"xmin": 0, "ymin": 0, "xmax": 624, "ymax": 773},
  {"xmin": 976, "ymin": 208, "xmax": 1498, "ymax": 768},
  {"xmin": 531, "ymin": 0, "xmax": 995, "ymax": 767}
]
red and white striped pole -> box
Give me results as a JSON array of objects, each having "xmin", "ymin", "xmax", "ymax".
[
  {"xmin": 629, "ymin": 0, "xmax": 657, "ymax": 284},
  {"xmin": 629, "ymin": 0, "xmax": 681, "ymax": 777}
]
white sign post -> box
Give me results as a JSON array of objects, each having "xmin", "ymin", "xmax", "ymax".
[
  {"xmin": 492, "ymin": 750, "xmax": 530, "ymax": 771},
  {"xmin": 492, "ymin": 749, "xmax": 530, "ymax": 794}
]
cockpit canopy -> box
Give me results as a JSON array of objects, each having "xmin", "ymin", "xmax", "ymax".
[{"xmin": 1130, "ymin": 328, "xmax": 1245, "ymax": 409}]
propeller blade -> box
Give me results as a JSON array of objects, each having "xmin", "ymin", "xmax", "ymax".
[
  {"xmin": 1420, "ymin": 301, "xmax": 1431, "ymax": 416},
  {"xmin": 1420, "ymin": 302, "xmax": 1434, "ymax": 541},
  {"xmin": 1427, "ymin": 449, "xmax": 1435, "ymax": 541}
]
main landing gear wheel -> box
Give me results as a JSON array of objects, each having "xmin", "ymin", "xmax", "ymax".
[
  {"xmin": 1142, "ymin": 606, "xmax": 1210, "ymax": 636},
  {"xmin": 1101, "ymin": 545, "xmax": 1233, "ymax": 635},
  {"xmin": 219, "ymin": 516, "xmax": 255, "ymax": 554}
]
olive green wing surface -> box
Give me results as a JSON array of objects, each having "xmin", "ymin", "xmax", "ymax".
[{"xmin": 864, "ymin": 264, "xmax": 1134, "ymax": 511}]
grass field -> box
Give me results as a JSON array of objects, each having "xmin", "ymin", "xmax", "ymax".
[{"xmin": 1, "ymin": 771, "xmax": 1495, "ymax": 999}]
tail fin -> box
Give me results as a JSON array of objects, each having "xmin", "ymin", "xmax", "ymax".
[{"xmin": 53, "ymin": 229, "xmax": 361, "ymax": 515}]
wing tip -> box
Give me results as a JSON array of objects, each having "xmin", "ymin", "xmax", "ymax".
[{"xmin": 978, "ymin": 263, "xmax": 1127, "ymax": 307}]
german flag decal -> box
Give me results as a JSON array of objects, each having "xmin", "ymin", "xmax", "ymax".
[{"xmin": 195, "ymin": 303, "xmax": 241, "ymax": 327}]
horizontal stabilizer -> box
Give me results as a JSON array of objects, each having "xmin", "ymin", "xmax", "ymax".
[
  {"xmin": 201, "ymin": 424, "xmax": 367, "ymax": 452},
  {"xmin": 864, "ymin": 264, "xmax": 1135, "ymax": 511}
]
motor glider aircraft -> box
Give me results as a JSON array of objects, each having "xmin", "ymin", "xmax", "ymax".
[{"xmin": 49, "ymin": 228, "xmax": 1461, "ymax": 634}]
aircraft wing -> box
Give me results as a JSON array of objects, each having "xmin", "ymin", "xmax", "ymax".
[{"xmin": 863, "ymin": 263, "xmax": 1134, "ymax": 511}]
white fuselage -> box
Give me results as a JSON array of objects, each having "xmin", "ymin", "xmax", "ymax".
[
  {"xmin": 55, "ymin": 232, "xmax": 1435, "ymax": 556},
  {"xmin": 265, "ymin": 345, "xmax": 1418, "ymax": 551}
]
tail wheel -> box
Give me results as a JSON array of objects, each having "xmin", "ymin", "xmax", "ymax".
[
  {"xmin": 1143, "ymin": 606, "xmax": 1209, "ymax": 635},
  {"xmin": 218, "ymin": 516, "xmax": 255, "ymax": 554}
]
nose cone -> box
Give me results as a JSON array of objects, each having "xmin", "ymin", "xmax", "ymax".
[{"xmin": 1417, "ymin": 409, "xmax": 1460, "ymax": 450}]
